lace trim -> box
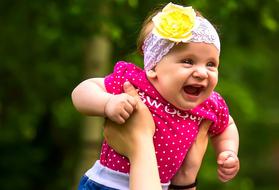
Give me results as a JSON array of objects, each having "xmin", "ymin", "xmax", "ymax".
[{"xmin": 143, "ymin": 34, "xmax": 175, "ymax": 71}]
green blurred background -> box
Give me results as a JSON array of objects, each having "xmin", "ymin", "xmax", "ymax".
[{"xmin": 1, "ymin": 0, "xmax": 279, "ymax": 189}]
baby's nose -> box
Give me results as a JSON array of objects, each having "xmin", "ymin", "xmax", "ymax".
[{"xmin": 192, "ymin": 67, "xmax": 208, "ymax": 79}]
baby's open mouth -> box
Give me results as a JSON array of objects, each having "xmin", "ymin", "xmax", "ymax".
[{"xmin": 183, "ymin": 85, "xmax": 204, "ymax": 96}]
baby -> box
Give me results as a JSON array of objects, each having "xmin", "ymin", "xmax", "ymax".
[{"xmin": 73, "ymin": 2, "xmax": 239, "ymax": 190}]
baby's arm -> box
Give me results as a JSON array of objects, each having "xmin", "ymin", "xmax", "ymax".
[
  {"xmin": 211, "ymin": 115, "xmax": 240, "ymax": 182},
  {"xmin": 71, "ymin": 78, "xmax": 137, "ymax": 124}
]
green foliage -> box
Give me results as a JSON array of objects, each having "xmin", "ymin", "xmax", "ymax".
[{"xmin": 1, "ymin": 0, "xmax": 279, "ymax": 189}]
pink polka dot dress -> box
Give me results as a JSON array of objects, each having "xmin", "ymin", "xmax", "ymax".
[{"xmin": 100, "ymin": 61, "xmax": 229, "ymax": 183}]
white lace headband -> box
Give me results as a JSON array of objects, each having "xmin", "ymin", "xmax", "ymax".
[{"xmin": 143, "ymin": 3, "xmax": 220, "ymax": 71}]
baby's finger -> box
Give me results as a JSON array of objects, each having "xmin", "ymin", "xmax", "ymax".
[
  {"xmin": 125, "ymin": 98, "xmax": 137, "ymax": 112},
  {"xmin": 127, "ymin": 97, "xmax": 137, "ymax": 109},
  {"xmin": 218, "ymin": 171, "xmax": 233, "ymax": 182},
  {"xmin": 120, "ymin": 110, "xmax": 131, "ymax": 121},
  {"xmin": 217, "ymin": 153, "xmax": 228, "ymax": 165},
  {"xmin": 223, "ymin": 156, "xmax": 239, "ymax": 168},
  {"xmin": 113, "ymin": 115, "xmax": 126, "ymax": 124},
  {"xmin": 218, "ymin": 166, "xmax": 238, "ymax": 175}
]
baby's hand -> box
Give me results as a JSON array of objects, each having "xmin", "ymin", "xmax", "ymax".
[
  {"xmin": 104, "ymin": 93, "xmax": 137, "ymax": 124},
  {"xmin": 217, "ymin": 151, "xmax": 240, "ymax": 182}
]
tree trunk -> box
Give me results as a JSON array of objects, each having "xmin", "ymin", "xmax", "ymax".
[{"xmin": 74, "ymin": 35, "xmax": 111, "ymax": 189}]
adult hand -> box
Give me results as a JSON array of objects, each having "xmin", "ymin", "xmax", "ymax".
[
  {"xmin": 103, "ymin": 81, "xmax": 161, "ymax": 190},
  {"xmin": 103, "ymin": 81, "xmax": 155, "ymax": 158}
]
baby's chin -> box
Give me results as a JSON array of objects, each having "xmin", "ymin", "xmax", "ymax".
[
  {"xmin": 183, "ymin": 93, "xmax": 213, "ymax": 110},
  {"xmin": 173, "ymin": 102, "xmax": 199, "ymax": 111}
]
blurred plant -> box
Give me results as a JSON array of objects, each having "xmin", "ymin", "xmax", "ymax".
[{"xmin": 0, "ymin": 0, "xmax": 278, "ymax": 189}]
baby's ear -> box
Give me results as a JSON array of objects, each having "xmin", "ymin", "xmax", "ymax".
[{"xmin": 146, "ymin": 69, "xmax": 157, "ymax": 78}]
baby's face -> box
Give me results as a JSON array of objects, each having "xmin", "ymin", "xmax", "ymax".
[{"xmin": 147, "ymin": 42, "xmax": 219, "ymax": 110}]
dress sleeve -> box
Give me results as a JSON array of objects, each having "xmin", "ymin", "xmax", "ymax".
[
  {"xmin": 208, "ymin": 92, "xmax": 230, "ymax": 136},
  {"xmin": 104, "ymin": 61, "xmax": 130, "ymax": 95}
]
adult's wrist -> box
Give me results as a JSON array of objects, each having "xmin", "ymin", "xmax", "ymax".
[
  {"xmin": 169, "ymin": 179, "xmax": 197, "ymax": 190},
  {"xmin": 171, "ymin": 170, "xmax": 197, "ymax": 186},
  {"xmin": 129, "ymin": 137, "xmax": 154, "ymax": 161}
]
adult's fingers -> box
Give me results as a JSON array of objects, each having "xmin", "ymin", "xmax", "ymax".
[{"xmin": 123, "ymin": 82, "xmax": 140, "ymax": 101}]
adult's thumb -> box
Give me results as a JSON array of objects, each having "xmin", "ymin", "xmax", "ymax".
[{"xmin": 123, "ymin": 81, "xmax": 139, "ymax": 99}]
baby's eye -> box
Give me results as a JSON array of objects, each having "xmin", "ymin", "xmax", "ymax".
[
  {"xmin": 207, "ymin": 62, "xmax": 216, "ymax": 67},
  {"xmin": 182, "ymin": 59, "xmax": 193, "ymax": 65}
]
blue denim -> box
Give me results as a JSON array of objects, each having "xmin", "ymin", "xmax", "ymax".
[{"xmin": 78, "ymin": 176, "xmax": 119, "ymax": 190}]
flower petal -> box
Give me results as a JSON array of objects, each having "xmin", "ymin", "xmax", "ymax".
[{"xmin": 152, "ymin": 3, "xmax": 196, "ymax": 42}]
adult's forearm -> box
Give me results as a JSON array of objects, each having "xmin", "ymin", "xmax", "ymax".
[
  {"xmin": 170, "ymin": 120, "xmax": 211, "ymax": 190},
  {"xmin": 129, "ymin": 138, "xmax": 162, "ymax": 190}
]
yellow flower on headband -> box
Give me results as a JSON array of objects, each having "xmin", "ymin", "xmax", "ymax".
[{"xmin": 152, "ymin": 3, "xmax": 196, "ymax": 42}]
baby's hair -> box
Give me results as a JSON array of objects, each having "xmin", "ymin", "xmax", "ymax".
[
  {"xmin": 136, "ymin": 3, "xmax": 205, "ymax": 55},
  {"xmin": 136, "ymin": 4, "xmax": 164, "ymax": 55}
]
